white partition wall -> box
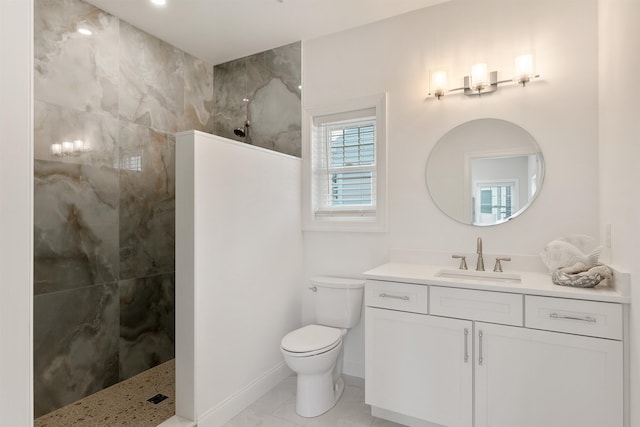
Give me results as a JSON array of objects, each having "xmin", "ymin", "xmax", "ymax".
[
  {"xmin": 176, "ymin": 131, "xmax": 302, "ymax": 426},
  {"xmin": 0, "ymin": 0, "xmax": 34, "ymax": 425}
]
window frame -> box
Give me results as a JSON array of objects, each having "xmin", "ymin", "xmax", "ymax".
[{"xmin": 302, "ymin": 94, "xmax": 387, "ymax": 232}]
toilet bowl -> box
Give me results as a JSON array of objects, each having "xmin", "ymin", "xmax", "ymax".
[
  {"xmin": 281, "ymin": 324, "xmax": 346, "ymax": 417},
  {"xmin": 280, "ymin": 276, "xmax": 364, "ymax": 418}
]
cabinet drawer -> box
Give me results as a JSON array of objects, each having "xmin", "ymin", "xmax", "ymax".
[
  {"xmin": 430, "ymin": 286, "xmax": 523, "ymax": 326},
  {"xmin": 365, "ymin": 280, "xmax": 428, "ymax": 314},
  {"xmin": 525, "ymin": 296, "xmax": 622, "ymax": 340}
]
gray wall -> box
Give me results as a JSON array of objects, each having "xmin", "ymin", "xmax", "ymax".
[
  {"xmin": 213, "ymin": 42, "xmax": 302, "ymax": 157},
  {"xmin": 33, "ymin": 0, "xmax": 214, "ymax": 417},
  {"xmin": 33, "ymin": 0, "xmax": 301, "ymax": 418}
]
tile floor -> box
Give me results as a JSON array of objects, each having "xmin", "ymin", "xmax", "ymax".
[
  {"xmin": 34, "ymin": 363, "xmax": 402, "ymax": 427},
  {"xmin": 34, "ymin": 359, "xmax": 175, "ymax": 426},
  {"xmin": 223, "ymin": 375, "xmax": 403, "ymax": 427}
]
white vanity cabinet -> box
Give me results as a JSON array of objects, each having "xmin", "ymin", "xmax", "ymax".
[
  {"xmin": 364, "ymin": 277, "xmax": 626, "ymax": 427},
  {"xmin": 475, "ymin": 322, "xmax": 623, "ymax": 427},
  {"xmin": 365, "ymin": 307, "xmax": 473, "ymax": 427}
]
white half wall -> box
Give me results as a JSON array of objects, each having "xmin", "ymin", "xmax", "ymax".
[
  {"xmin": 598, "ymin": 1, "xmax": 640, "ymax": 425},
  {"xmin": 176, "ymin": 131, "xmax": 302, "ymax": 426},
  {"xmin": 303, "ymin": 0, "xmax": 600, "ymax": 378},
  {"xmin": 0, "ymin": 0, "xmax": 34, "ymax": 425}
]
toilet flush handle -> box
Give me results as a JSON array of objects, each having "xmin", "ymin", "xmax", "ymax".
[{"xmin": 309, "ymin": 286, "xmax": 318, "ymax": 292}]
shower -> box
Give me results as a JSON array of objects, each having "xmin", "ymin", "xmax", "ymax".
[{"xmin": 234, "ymin": 120, "xmax": 250, "ymax": 138}]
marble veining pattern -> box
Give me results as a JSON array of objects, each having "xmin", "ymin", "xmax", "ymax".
[
  {"xmin": 34, "ymin": 0, "xmax": 119, "ymax": 117},
  {"xmin": 119, "ymin": 273, "xmax": 175, "ymax": 380},
  {"xmin": 34, "ymin": 282, "xmax": 119, "ymax": 418},
  {"xmin": 33, "ymin": 0, "xmax": 210, "ymax": 417},
  {"xmin": 34, "ymin": 100, "xmax": 119, "ymax": 167},
  {"xmin": 34, "ymin": 160, "xmax": 119, "ymax": 295},
  {"xmin": 118, "ymin": 122, "xmax": 175, "ymax": 280},
  {"xmin": 118, "ymin": 20, "xmax": 184, "ymax": 133},
  {"xmin": 34, "ymin": 359, "xmax": 175, "ymax": 426},
  {"xmin": 214, "ymin": 42, "xmax": 302, "ymax": 157},
  {"xmin": 183, "ymin": 52, "xmax": 215, "ymax": 132},
  {"xmin": 250, "ymin": 78, "xmax": 302, "ymax": 156},
  {"xmin": 213, "ymin": 58, "xmax": 249, "ymax": 141}
]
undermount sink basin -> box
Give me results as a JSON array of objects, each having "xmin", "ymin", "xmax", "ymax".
[{"xmin": 435, "ymin": 268, "xmax": 522, "ymax": 284}]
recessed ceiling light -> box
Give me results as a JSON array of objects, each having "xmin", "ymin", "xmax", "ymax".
[
  {"xmin": 151, "ymin": 0, "xmax": 167, "ymax": 6},
  {"xmin": 77, "ymin": 28, "xmax": 92, "ymax": 36}
]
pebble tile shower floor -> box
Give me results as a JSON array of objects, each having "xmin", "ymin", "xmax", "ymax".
[{"xmin": 34, "ymin": 359, "xmax": 175, "ymax": 426}]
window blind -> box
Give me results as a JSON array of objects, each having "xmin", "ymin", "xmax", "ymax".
[{"xmin": 312, "ymin": 109, "xmax": 377, "ymax": 218}]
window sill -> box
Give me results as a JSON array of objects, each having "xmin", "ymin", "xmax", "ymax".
[{"xmin": 302, "ymin": 218, "xmax": 387, "ymax": 233}]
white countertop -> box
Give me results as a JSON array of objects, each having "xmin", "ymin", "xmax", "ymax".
[{"xmin": 363, "ymin": 262, "xmax": 631, "ymax": 304}]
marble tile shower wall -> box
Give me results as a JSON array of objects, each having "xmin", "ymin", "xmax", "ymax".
[
  {"xmin": 213, "ymin": 42, "xmax": 302, "ymax": 157},
  {"xmin": 33, "ymin": 0, "xmax": 213, "ymax": 417}
]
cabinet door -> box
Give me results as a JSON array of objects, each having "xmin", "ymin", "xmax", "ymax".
[
  {"xmin": 475, "ymin": 322, "xmax": 623, "ymax": 427},
  {"xmin": 365, "ymin": 307, "xmax": 473, "ymax": 427}
]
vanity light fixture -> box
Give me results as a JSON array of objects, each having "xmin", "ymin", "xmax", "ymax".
[
  {"xmin": 430, "ymin": 70, "xmax": 448, "ymax": 100},
  {"xmin": 151, "ymin": 0, "xmax": 167, "ymax": 6},
  {"xmin": 51, "ymin": 140, "xmax": 90, "ymax": 157},
  {"xmin": 428, "ymin": 54, "xmax": 540, "ymax": 99}
]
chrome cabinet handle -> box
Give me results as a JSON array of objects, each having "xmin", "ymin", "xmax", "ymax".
[
  {"xmin": 549, "ymin": 312, "xmax": 596, "ymax": 323},
  {"xmin": 478, "ymin": 330, "xmax": 484, "ymax": 365},
  {"xmin": 379, "ymin": 293, "xmax": 410, "ymax": 301},
  {"xmin": 464, "ymin": 328, "xmax": 469, "ymax": 363}
]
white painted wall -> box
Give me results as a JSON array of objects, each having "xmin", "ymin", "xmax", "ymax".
[
  {"xmin": 598, "ymin": 1, "xmax": 640, "ymax": 425},
  {"xmin": 1, "ymin": 1, "xmax": 634, "ymax": 425},
  {"xmin": 0, "ymin": 0, "xmax": 34, "ymax": 425},
  {"xmin": 176, "ymin": 132, "xmax": 302, "ymax": 426},
  {"xmin": 303, "ymin": 0, "xmax": 600, "ymax": 376}
]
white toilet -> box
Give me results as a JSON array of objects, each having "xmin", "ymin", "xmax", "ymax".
[{"xmin": 280, "ymin": 276, "xmax": 365, "ymax": 418}]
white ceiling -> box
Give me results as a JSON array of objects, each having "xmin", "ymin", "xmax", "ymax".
[{"xmin": 84, "ymin": 0, "xmax": 449, "ymax": 65}]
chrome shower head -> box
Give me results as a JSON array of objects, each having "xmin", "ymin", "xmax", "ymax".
[{"xmin": 234, "ymin": 120, "xmax": 250, "ymax": 138}]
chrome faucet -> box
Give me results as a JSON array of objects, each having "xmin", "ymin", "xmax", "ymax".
[{"xmin": 476, "ymin": 237, "xmax": 485, "ymax": 271}]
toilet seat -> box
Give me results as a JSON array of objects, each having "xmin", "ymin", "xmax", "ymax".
[{"xmin": 281, "ymin": 324, "xmax": 342, "ymax": 357}]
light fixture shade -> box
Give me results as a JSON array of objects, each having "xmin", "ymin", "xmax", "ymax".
[
  {"xmin": 51, "ymin": 143, "xmax": 62, "ymax": 156},
  {"xmin": 471, "ymin": 63, "xmax": 488, "ymax": 89},
  {"xmin": 431, "ymin": 70, "xmax": 448, "ymax": 92},
  {"xmin": 514, "ymin": 54, "xmax": 534, "ymax": 80},
  {"xmin": 62, "ymin": 141, "xmax": 74, "ymax": 154},
  {"xmin": 73, "ymin": 139, "xmax": 84, "ymax": 152},
  {"xmin": 430, "ymin": 70, "xmax": 448, "ymax": 99}
]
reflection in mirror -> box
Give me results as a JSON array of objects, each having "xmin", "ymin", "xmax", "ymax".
[{"xmin": 426, "ymin": 118, "xmax": 544, "ymax": 226}]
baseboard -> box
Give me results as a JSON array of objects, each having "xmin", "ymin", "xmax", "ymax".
[
  {"xmin": 157, "ymin": 415, "xmax": 197, "ymax": 427},
  {"xmin": 343, "ymin": 360, "xmax": 364, "ymax": 378},
  {"xmin": 197, "ymin": 361, "xmax": 292, "ymax": 427},
  {"xmin": 372, "ymin": 406, "xmax": 446, "ymax": 427}
]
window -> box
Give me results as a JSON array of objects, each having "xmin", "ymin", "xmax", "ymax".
[
  {"xmin": 474, "ymin": 181, "xmax": 517, "ymax": 225},
  {"xmin": 303, "ymin": 94, "xmax": 387, "ymax": 231}
]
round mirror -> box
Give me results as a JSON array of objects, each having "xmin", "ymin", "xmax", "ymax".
[{"xmin": 426, "ymin": 118, "xmax": 544, "ymax": 226}]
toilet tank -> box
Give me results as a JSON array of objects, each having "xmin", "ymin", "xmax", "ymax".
[{"xmin": 311, "ymin": 276, "xmax": 365, "ymax": 328}]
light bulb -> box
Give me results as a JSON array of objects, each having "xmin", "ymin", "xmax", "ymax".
[
  {"xmin": 431, "ymin": 70, "xmax": 448, "ymax": 99},
  {"xmin": 515, "ymin": 54, "xmax": 534, "ymax": 85},
  {"xmin": 73, "ymin": 139, "xmax": 84, "ymax": 152},
  {"xmin": 62, "ymin": 141, "xmax": 74, "ymax": 155},
  {"xmin": 51, "ymin": 143, "xmax": 62, "ymax": 156},
  {"xmin": 471, "ymin": 63, "xmax": 488, "ymax": 90}
]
